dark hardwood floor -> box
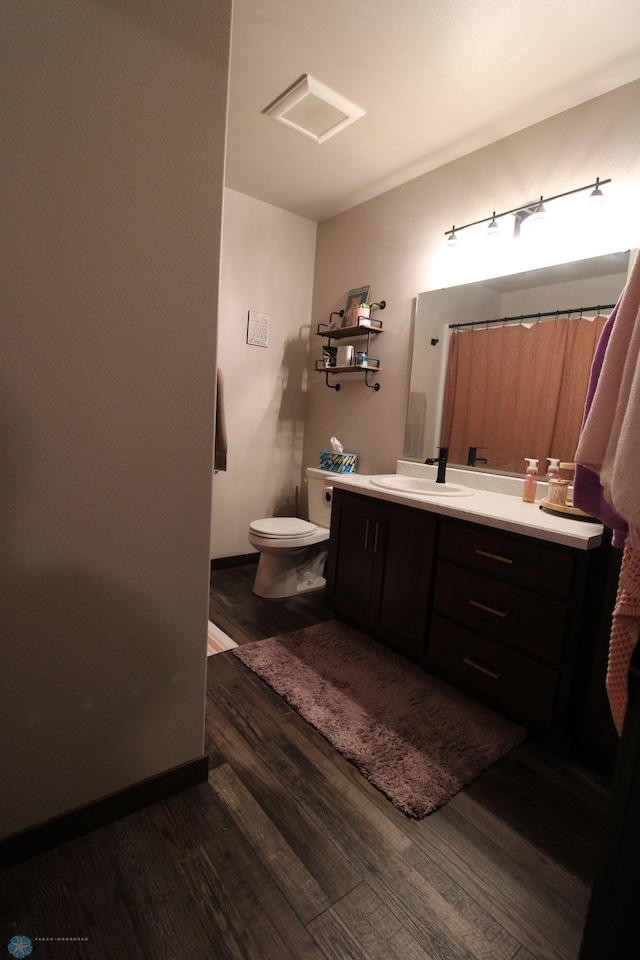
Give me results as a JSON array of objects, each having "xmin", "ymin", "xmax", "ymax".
[
  {"xmin": 207, "ymin": 559, "xmax": 336, "ymax": 645},
  {"xmin": 0, "ymin": 560, "xmax": 611, "ymax": 959}
]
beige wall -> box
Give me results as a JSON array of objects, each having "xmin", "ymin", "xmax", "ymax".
[
  {"xmin": 1, "ymin": 0, "xmax": 231, "ymax": 837},
  {"xmin": 211, "ymin": 189, "xmax": 316, "ymax": 558},
  {"xmin": 303, "ymin": 80, "xmax": 640, "ymax": 477}
]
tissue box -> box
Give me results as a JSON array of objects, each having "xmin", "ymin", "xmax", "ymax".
[{"xmin": 319, "ymin": 451, "xmax": 357, "ymax": 473}]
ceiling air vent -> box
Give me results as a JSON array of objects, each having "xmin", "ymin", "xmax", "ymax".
[{"xmin": 262, "ymin": 75, "xmax": 365, "ymax": 144}]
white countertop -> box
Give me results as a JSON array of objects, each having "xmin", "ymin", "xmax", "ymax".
[{"xmin": 314, "ymin": 464, "xmax": 603, "ymax": 550}]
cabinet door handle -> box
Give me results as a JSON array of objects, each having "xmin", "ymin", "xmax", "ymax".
[
  {"xmin": 463, "ymin": 657, "xmax": 503, "ymax": 680},
  {"xmin": 469, "ymin": 599, "xmax": 509, "ymax": 618},
  {"xmin": 475, "ymin": 549, "xmax": 515, "ymax": 565},
  {"xmin": 363, "ymin": 519, "xmax": 381, "ymax": 552},
  {"xmin": 373, "ymin": 520, "xmax": 381, "ymax": 553}
]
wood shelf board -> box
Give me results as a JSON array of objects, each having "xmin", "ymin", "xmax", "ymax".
[
  {"xmin": 317, "ymin": 322, "xmax": 383, "ymax": 338},
  {"xmin": 316, "ymin": 364, "xmax": 381, "ymax": 373}
]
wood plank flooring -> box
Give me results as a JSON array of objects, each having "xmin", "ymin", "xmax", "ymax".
[
  {"xmin": 0, "ymin": 561, "xmax": 611, "ymax": 959},
  {"xmin": 208, "ymin": 560, "xmax": 337, "ymax": 645}
]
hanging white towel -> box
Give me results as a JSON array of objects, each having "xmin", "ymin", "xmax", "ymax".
[
  {"xmin": 575, "ymin": 252, "xmax": 640, "ymax": 735},
  {"xmin": 575, "ymin": 253, "xmax": 640, "ymax": 530}
]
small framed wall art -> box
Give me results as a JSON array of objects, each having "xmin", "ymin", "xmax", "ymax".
[{"xmin": 247, "ymin": 310, "xmax": 270, "ymax": 347}]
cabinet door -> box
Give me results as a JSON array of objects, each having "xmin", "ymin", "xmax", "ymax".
[
  {"xmin": 325, "ymin": 490, "xmax": 377, "ymax": 625},
  {"xmin": 371, "ymin": 503, "xmax": 436, "ymax": 659}
]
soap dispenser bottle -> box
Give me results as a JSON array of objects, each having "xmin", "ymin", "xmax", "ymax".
[
  {"xmin": 546, "ymin": 458, "xmax": 560, "ymax": 482},
  {"xmin": 522, "ymin": 458, "xmax": 539, "ymax": 503}
]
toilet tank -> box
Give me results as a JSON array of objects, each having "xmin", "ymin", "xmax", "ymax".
[{"xmin": 305, "ymin": 467, "xmax": 333, "ymax": 528}]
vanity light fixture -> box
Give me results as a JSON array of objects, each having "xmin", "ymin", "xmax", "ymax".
[{"xmin": 443, "ymin": 178, "xmax": 610, "ymax": 244}]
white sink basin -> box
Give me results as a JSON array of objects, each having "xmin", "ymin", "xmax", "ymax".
[{"xmin": 369, "ymin": 475, "xmax": 475, "ymax": 497}]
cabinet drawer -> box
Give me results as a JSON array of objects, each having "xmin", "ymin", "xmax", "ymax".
[
  {"xmin": 429, "ymin": 616, "xmax": 559, "ymax": 727},
  {"xmin": 438, "ymin": 521, "xmax": 575, "ymax": 597},
  {"xmin": 434, "ymin": 561, "xmax": 567, "ymax": 665}
]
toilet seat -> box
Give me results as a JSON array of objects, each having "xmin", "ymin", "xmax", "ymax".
[{"xmin": 249, "ymin": 517, "xmax": 317, "ymax": 540}]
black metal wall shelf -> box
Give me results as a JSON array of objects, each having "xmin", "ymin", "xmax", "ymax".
[
  {"xmin": 315, "ymin": 301, "xmax": 385, "ymax": 391},
  {"xmin": 314, "ymin": 356, "xmax": 381, "ymax": 391}
]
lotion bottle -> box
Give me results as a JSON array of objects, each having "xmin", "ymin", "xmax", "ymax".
[{"xmin": 522, "ymin": 458, "xmax": 539, "ymax": 503}]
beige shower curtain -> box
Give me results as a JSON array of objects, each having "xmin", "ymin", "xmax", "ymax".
[{"xmin": 440, "ymin": 314, "xmax": 607, "ymax": 473}]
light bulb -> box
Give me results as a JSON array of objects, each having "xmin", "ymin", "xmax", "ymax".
[
  {"xmin": 589, "ymin": 178, "xmax": 604, "ymax": 207},
  {"xmin": 447, "ymin": 226, "xmax": 458, "ymax": 247},
  {"xmin": 487, "ymin": 212, "xmax": 499, "ymax": 237},
  {"xmin": 532, "ymin": 196, "xmax": 546, "ymax": 222}
]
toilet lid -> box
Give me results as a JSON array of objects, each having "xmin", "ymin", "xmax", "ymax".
[{"xmin": 250, "ymin": 517, "xmax": 317, "ymax": 539}]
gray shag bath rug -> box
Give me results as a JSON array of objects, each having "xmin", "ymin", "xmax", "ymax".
[{"xmin": 233, "ymin": 620, "xmax": 526, "ymax": 818}]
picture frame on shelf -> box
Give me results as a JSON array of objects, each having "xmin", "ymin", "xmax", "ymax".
[{"xmin": 341, "ymin": 285, "xmax": 370, "ymax": 328}]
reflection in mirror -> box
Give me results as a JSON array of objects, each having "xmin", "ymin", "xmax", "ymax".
[
  {"xmin": 440, "ymin": 308, "xmax": 612, "ymax": 474},
  {"xmin": 405, "ymin": 251, "xmax": 632, "ymax": 475}
]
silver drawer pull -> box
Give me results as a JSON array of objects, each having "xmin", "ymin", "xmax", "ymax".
[
  {"xmin": 475, "ymin": 549, "xmax": 515, "ymax": 565},
  {"xmin": 469, "ymin": 599, "xmax": 509, "ymax": 619},
  {"xmin": 463, "ymin": 657, "xmax": 502, "ymax": 681}
]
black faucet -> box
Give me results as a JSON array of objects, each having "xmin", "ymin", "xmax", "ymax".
[
  {"xmin": 424, "ymin": 446, "xmax": 449, "ymax": 483},
  {"xmin": 467, "ymin": 446, "xmax": 488, "ymax": 467}
]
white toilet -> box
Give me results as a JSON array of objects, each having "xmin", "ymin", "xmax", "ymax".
[{"xmin": 248, "ymin": 467, "xmax": 333, "ymax": 598}]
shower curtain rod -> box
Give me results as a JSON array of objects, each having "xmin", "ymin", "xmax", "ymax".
[{"xmin": 449, "ymin": 303, "xmax": 616, "ymax": 330}]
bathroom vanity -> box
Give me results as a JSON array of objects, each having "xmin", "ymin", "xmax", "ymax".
[{"xmin": 324, "ymin": 467, "xmax": 619, "ymax": 761}]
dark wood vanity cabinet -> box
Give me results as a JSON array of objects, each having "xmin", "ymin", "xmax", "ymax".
[
  {"xmin": 326, "ymin": 488, "xmax": 612, "ymax": 753},
  {"xmin": 325, "ymin": 488, "xmax": 436, "ymax": 659},
  {"xmin": 428, "ymin": 518, "xmax": 597, "ymax": 746}
]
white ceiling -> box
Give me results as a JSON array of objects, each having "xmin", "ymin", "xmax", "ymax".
[{"xmin": 225, "ymin": 0, "xmax": 640, "ymax": 223}]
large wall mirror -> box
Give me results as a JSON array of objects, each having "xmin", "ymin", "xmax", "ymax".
[{"xmin": 405, "ymin": 250, "xmax": 634, "ymax": 475}]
